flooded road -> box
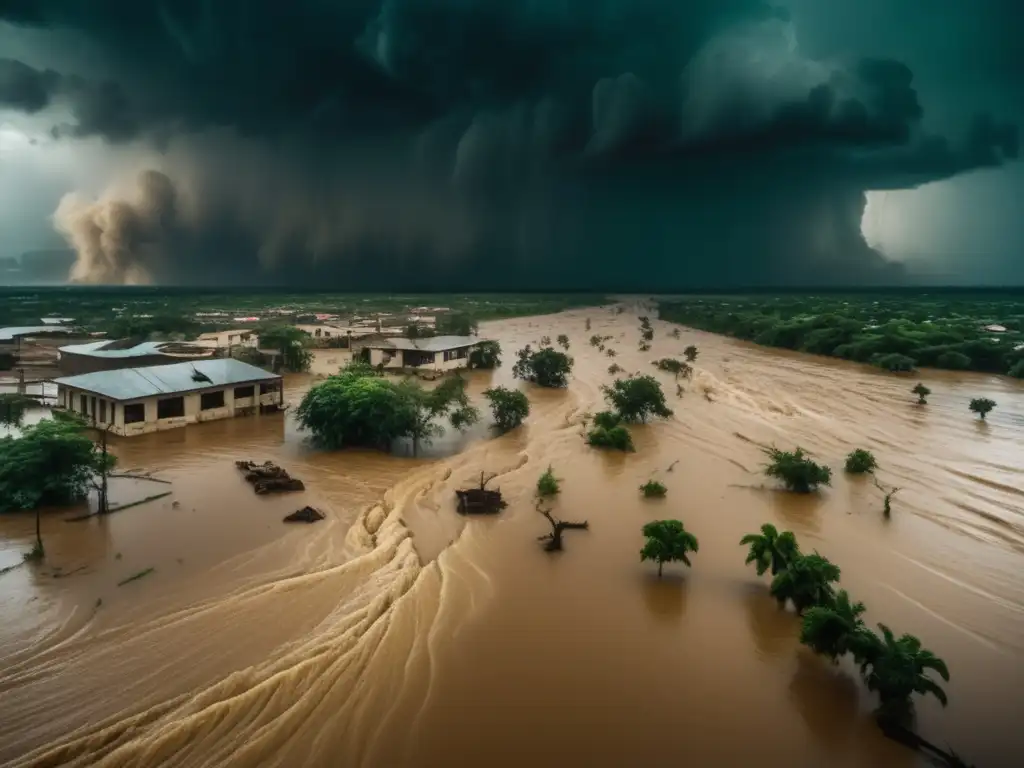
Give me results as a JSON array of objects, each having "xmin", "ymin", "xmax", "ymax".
[{"xmin": 1, "ymin": 304, "xmax": 1021, "ymax": 767}]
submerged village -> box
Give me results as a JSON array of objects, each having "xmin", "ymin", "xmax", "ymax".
[{"xmin": 1, "ymin": 292, "xmax": 1022, "ymax": 767}]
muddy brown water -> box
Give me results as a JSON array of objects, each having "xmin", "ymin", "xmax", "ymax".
[{"xmin": 1, "ymin": 304, "xmax": 1022, "ymax": 767}]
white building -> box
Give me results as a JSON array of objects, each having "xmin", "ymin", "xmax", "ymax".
[
  {"xmin": 53, "ymin": 359, "xmax": 283, "ymax": 436},
  {"xmin": 195, "ymin": 329, "xmax": 258, "ymax": 349},
  {"xmin": 362, "ymin": 335, "xmax": 487, "ymax": 372}
]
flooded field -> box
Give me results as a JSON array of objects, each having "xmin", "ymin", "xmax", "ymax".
[{"xmin": 1, "ymin": 304, "xmax": 1022, "ymax": 767}]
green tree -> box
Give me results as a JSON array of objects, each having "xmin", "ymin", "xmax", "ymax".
[
  {"xmin": 640, "ymin": 519, "xmax": 699, "ymax": 577},
  {"xmin": 684, "ymin": 345, "xmax": 698, "ymax": 362},
  {"xmin": 740, "ymin": 523, "xmax": 800, "ymax": 576},
  {"xmin": 469, "ymin": 340, "xmax": 501, "ymax": 369},
  {"xmin": 912, "ymin": 382, "xmax": 931, "ymax": 404},
  {"xmin": 602, "ymin": 375, "xmax": 673, "ymax": 423},
  {"xmin": 969, "ymin": 397, "xmax": 996, "ymax": 420},
  {"xmin": 769, "ymin": 552, "xmax": 841, "ymax": 613},
  {"xmin": 872, "ymin": 353, "xmax": 916, "ymax": 373},
  {"xmin": 512, "ymin": 345, "xmax": 573, "ymax": 388},
  {"xmin": 395, "ymin": 376, "xmax": 479, "ymax": 455},
  {"xmin": 556, "ymin": 334, "xmax": 570, "ymax": 350},
  {"xmin": 483, "ymin": 386, "xmax": 529, "ymax": 433},
  {"xmin": 799, "ymin": 590, "xmax": 867, "ymax": 663},
  {"xmin": 586, "ymin": 411, "xmax": 634, "ymax": 451},
  {"xmin": 639, "ymin": 480, "xmax": 667, "ymax": 498},
  {"xmin": 844, "ymin": 449, "xmax": 878, "ymax": 474},
  {"xmin": 763, "ymin": 447, "xmax": 832, "ymax": 493},
  {"xmin": 589, "ymin": 335, "xmax": 603, "ymax": 347},
  {"xmin": 436, "ymin": 312, "xmax": 478, "ymax": 336},
  {"xmin": 0, "ymin": 393, "xmax": 34, "ymax": 428},
  {"xmin": 537, "ymin": 465, "xmax": 560, "ymax": 497},
  {"xmin": 258, "ymin": 325, "xmax": 313, "ymax": 372},
  {"xmin": 856, "ymin": 624, "xmax": 950, "ymax": 723}
]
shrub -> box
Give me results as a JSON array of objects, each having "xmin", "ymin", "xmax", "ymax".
[
  {"xmin": 912, "ymin": 382, "xmax": 931, "ymax": 404},
  {"xmin": 684, "ymin": 345, "xmax": 698, "ymax": 362},
  {"xmin": 608, "ymin": 363, "xmax": 624, "ymax": 374},
  {"xmin": 537, "ymin": 465, "xmax": 560, "ymax": 497},
  {"xmin": 512, "ymin": 345, "xmax": 573, "ymax": 387},
  {"xmin": 586, "ymin": 411, "xmax": 634, "ymax": 451},
  {"xmin": 483, "ymin": 386, "xmax": 529, "ymax": 432},
  {"xmin": 844, "ymin": 449, "xmax": 877, "ymax": 474},
  {"xmin": 602, "ymin": 375, "xmax": 673, "ymax": 423},
  {"xmin": 969, "ymin": 397, "xmax": 996, "ymax": 420},
  {"xmin": 540, "ymin": 335, "xmax": 552, "ymax": 347},
  {"xmin": 556, "ymin": 334, "xmax": 570, "ymax": 350},
  {"xmin": 763, "ymin": 447, "xmax": 832, "ymax": 493},
  {"xmin": 640, "ymin": 480, "xmax": 667, "ymax": 498},
  {"xmin": 589, "ymin": 335, "xmax": 603, "ymax": 347},
  {"xmin": 872, "ymin": 353, "xmax": 916, "ymax": 373}
]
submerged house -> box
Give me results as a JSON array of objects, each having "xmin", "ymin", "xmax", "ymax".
[
  {"xmin": 53, "ymin": 359, "xmax": 283, "ymax": 436},
  {"xmin": 361, "ymin": 335, "xmax": 486, "ymax": 372}
]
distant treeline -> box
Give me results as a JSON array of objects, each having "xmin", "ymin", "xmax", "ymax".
[{"xmin": 659, "ymin": 297, "xmax": 1024, "ymax": 377}]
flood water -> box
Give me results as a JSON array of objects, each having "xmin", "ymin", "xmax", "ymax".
[{"xmin": 1, "ymin": 303, "xmax": 1022, "ymax": 767}]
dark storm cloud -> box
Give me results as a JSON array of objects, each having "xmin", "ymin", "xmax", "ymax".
[{"xmin": 0, "ymin": 0, "xmax": 1018, "ymax": 287}]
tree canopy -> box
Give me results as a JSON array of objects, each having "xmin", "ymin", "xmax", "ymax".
[
  {"xmin": 602, "ymin": 375, "xmax": 673, "ymax": 423},
  {"xmin": 512, "ymin": 345, "xmax": 573, "ymax": 387},
  {"xmin": 857, "ymin": 624, "xmax": 950, "ymax": 723},
  {"xmin": 483, "ymin": 386, "xmax": 529, "ymax": 432},
  {"xmin": 799, "ymin": 590, "xmax": 867, "ymax": 663},
  {"xmin": 257, "ymin": 324, "xmax": 313, "ymax": 372},
  {"xmin": 640, "ymin": 519, "xmax": 699, "ymax": 577},
  {"xmin": 585, "ymin": 411, "xmax": 634, "ymax": 451},
  {"xmin": 769, "ymin": 552, "xmax": 841, "ymax": 614},
  {"xmin": 912, "ymin": 382, "xmax": 931, "ymax": 404},
  {"xmin": 740, "ymin": 523, "xmax": 801, "ymax": 576},
  {"xmin": 469, "ymin": 340, "xmax": 502, "ymax": 369},
  {"xmin": 844, "ymin": 449, "xmax": 877, "ymax": 474},
  {"xmin": 763, "ymin": 447, "xmax": 832, "ymax": 493},
  {"xmin": 0, "ymin": 393, "xmax": 35, "ymax": 428},
  {"xmin": 969, "ymin": 397, "xmax": 996, "ymax": 419}
]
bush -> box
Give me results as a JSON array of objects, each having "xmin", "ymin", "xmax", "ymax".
[
  {"xmin": 512, "ymin": 345, "xmax": 573, "ymax": 387},
  {"xmin": 684, "ymin": 345, "xmax": 698, "ymax": 362},
  {"xmin": 912, "ymin": 382, "xmax": 931, "ymax": 404},
  {"xmin": 483, "ymin": 386, "xmax": 529, "ymax": 432},
  {"xmin": 602, "ymin": 375, "xmax": 673, "ymax": 423},
  {"xmin": 640, "ymin": 480, "xmax": 667, "ymax": 498},
  {"xmin": 936, "ymin": 350, "xmax": 972, "ymax": 370},
  {"xmin": 763, "ymin": 447, "xmax": 832, "ymax": 493},
  {"xmin": 540, "ymin": 335, "xmax": 552, "ymax": 347},
  {"xmin": 556, "ymin": 334, "xmax": 570, "ymax": 350},
  {"xmin": 586, "ymin": 411, "xmax": 635, "ymax": 451},
  {"xmin": 469, "ymin": 340, "xmax": 502, "ymax": 369},
  {"xmin": 969, "ymin": 397, "xmax": 996, "ymax": 420},
  {"xmin": 608, "ymin": 363, "xmax": 624, "ymax": 374},
  {"xmin": 844, "ymin": 449, "xmax": 877, "ymax": 474},
  {"xmin": 872, "ymin": 353, "xmax": 916, "ymax": 373},
  {"xmin": 537, "ymin": 465, "xmax": 560, "ymax": 497},
  {"xmin": 653, "ymin": 358, "xmax": 692, "ymax": 379}
]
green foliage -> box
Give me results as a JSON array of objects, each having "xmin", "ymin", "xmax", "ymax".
[
  {"xmin": 639, "ymin": 480, "xmax": 667, "ymax": 498},
  {"xmin": 640, "ymin": 519, "xmax": 699, "ymax": 577},
  {"xmin": 469, "ymin": 340, "xmax": 502, "ymax": 369},
  {"xmin": 483, "ymin": 386, "xmax": 529, "ymax": 433},
  {"xmin": 589, "ymin": 335, "xmax": 603, "ymax": 347},
  {"xmin": 844, "ymin": 449, "xmax": 878, "ymax": 474},
  {"xmin": 258, "ymin": 325, "xmax": 313, "ymax": 372},
  {"xmin": 969, "ymin": 397, "xmax": 996, "ymax": 419},
  {"xmin": 763, "ymin": 447, "xmax": 832, "ymax": 493},
  {"xmin": 799, "ymin": 590, "xmax": 868, "ymax": 663},
  {"xmin": 605, "ymin": 348, "xmax": 617, "ymax": 357},
  {"xmin": 586, "ymin": 411, "xmax": 634, "ymax": 451},
  {"xmin": 0, "ymin": 394, "xmax": 35, "ymax": 428},
  {"xmin": 607, "ymin": 363, "xmax": 624, "ymax": 374},
  {"xmin": 740, "ymin": 523, "xmax": 801, "ymax": 576},
  {"xmin": 295, "ymin": 363, "xmax": 477, "ymax": 452},
  {"xmin": 0, "ymin": 417, "xmax": 116, "ymax": 513},
  {"xmin": 1008, "ymin": 359, "xmax": 1024, "ymax": 378},
  {"xmin": 512, "ymin": 345, "xmax": 573, "ymax": 388},
  {"xmin": 912, "ymin": 382, "xmax": 931, "ymax": 404},
  {"xmin": 653, "ymin": 358, "xmax": 691, "ymax": 378},
  {"xmin": 659, "ymin": 296, "xmax": 1024, "ymax": 377},
  {"xmin": 536, "ymin": 465, "xmax": 560, "ymax": 497},
  {"xmin": 556, "ymin": 334, "xmax": 570, "ymax": 350},
  {"xmin": 435, "ymin": 312, "xmax": 478, "ymax": 336},
  {"xmin": 871, "ymin": 352, "xmax": 916, "ymax": 373},
  {"xmin": 539, "ymin": 335, "xmax": 552, "ymax": 347},
  {"xmin": 106, "ymin": 313, "xmax": 201, "ymax": 340},
  {"xmin": 856, "ymin": 624, "xmax": 950, "ymax": 720},
  {"xmin": 602, "ymin": 375, "xmax": 673, "ymax": 423},
  {"xmin": 769, "ymin": 552, "xmax": 841, "ymax": 614},
  {"xmin": 684, "ymin": 345, "xmax": 698, "ymax": 362}
]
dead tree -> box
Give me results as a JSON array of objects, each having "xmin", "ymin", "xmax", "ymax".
[
  {"xmin": 874, "ymin": 477, "xmax": 900, "ymax": 518},
  {"xmin": 536, "ymin": 501, "xmax": 588, "ymax": 552}
]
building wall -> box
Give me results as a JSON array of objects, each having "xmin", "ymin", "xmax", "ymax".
[
  {"xmin": 367, "ymin": 344, "xmax": 475, "ymax": 371},
  {"xmin": 57, "ymin": 380, "xmax": 282, "ymax": 436}
]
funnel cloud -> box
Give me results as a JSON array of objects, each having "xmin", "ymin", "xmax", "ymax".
[{"xmin": 0, "ymin": 0, "xmax": 1019, "ymax": 288}]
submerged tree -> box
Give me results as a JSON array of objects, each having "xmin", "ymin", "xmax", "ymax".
[
  {"xmin": 912, "ymin": 382, "xmax": 931, "ymax": 405},
  {"xmin": 536, "ymin": 501, "xmax": 588, "ymax": 552},
  {"xmin": 873, "ymin": 477, "xmax": 900, "ymax": 518},
  {"xmin": 512, "ymin": 345, "xmax": 574, "ymax": 388},
  {"xmin": 536, "ymin": 465, "xmax": 560, "ymax": 497},
  {"xmin": 844, "ymin": 449, "xmax": 878, "ymax": 474},
  {"xmin": 257, "ymin": 325, "xmax": 313, "ymax": 372},
  {"xmin": 684, "ymin": 345, "xmax": 699, "ymax": 362},
  {"xmin": 969, "ymin": 397, "xmax": 996, "ymax": 420},
  {"xmin": 483, "ymin": 386, "xmax": 529, "ymax": 433},
  {"xmin": 586, "ymin": 411, "xmax": 635, "ymax": 451},
  {"xmin": 740, "ymin": 523, "xmax": 801, "ymax": 576},
  {"xmin": 799, "ymin": 590, "xmax": 868, "ymax": 663},
  {"xmin": 396, "ymin": 376, "xmax": 480, "ymax": 455},
  {"xmin": 857, "ymin": 624, "xmax": 950, "ymax": 725},
  {"xmin": 556, "ymin": 334, "xmax": 570, "ymax": 350},
  {"xmin": 602, "ymin": 375, "xmax": 673, "ymax": 423},
  {"xmin": 639, "ymin": 480, "xmax": 667, "ymax": 498},
  {"xmin": 640, "ymin": 519, "xmax": 699, "ymax": 577},
  {"xmin": 469, "ymin": 340, "xmax": 502, "ymax": 369},
  {"xmin": 769, "ymin": 552, "xmax": 841, "ymax": 614},
  {"xmin": 763, "ymin": 447, "xmax": 832, "ymax": 493}
]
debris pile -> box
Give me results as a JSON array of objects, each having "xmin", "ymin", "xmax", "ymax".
[
  {"xmin": 455, "ymin": 471, "xmax": 506, "ymax": 515},
  {"xmin": 235, "ymin": 460, "xmax": 305, "ymax": 494}
]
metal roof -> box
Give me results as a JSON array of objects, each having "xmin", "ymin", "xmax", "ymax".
[
  {"xmin": 52, "ymin": 359, "xmax": 280, "ymax": 401},
  {"xmin": 0, "ymin": 326, "xmax": 78, "ymax": 341},
  {"xmin": 368, "ymin": 335, "xmax": 484, "ymax": 352},
  {"xmin": 58, "ymin": 340, "xmax": 210, "ymax": 358}
]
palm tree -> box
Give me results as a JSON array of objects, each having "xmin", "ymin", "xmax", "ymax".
[
  {"xmin": 740, "ymin": 523, "xmax": 800, "ymax": 576},
  {"xmin": 857, "ymin": 623, "xmax": 950, "ymax": 724},
  {"xmin": 799, "ymin": 590, "xmax": 867, "ymax": 662},
  {"xmin": 769, "ymin": 552, "xmax": 840, "ymax": 613},
  {"xmin": 640, "ymin": 519, "xmax": 699, "ymax": 577}
]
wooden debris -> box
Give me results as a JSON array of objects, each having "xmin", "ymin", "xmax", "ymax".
[{"xmin": 455, "ymin": 471, "xmax": 506, "ymax": 515}]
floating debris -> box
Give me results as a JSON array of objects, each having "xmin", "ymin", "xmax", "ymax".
[
  {"xmin": 235, "ymin": 460, "xmax": 305, "ymax": 494},
  {"xmin": 455, "ymin": 471, "xmax": 506, "ymax": 515},
  {"xmin": 283, "ymin": 506, "xmax": 325, "ymax": 524}
]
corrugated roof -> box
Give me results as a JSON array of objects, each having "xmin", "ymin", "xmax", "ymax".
[
  {"xmin": 0, "ymin": 326, "xmax": 77, "ymax": 341},
  {"xmin": 369, "ymin": 335, "xmax": 484, "ymax": 352},
  {"xmin": 53, "ymin": 359, "xmax": 280, "ymax": 401},
  {"xmin": 58, "ymin": 340, "xmax": 210, "ymax": 358}
]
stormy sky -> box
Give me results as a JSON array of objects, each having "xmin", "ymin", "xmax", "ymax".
[{"xmin": 0, "ymin": 0, "xmax": 1020, "ymax": 289}]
